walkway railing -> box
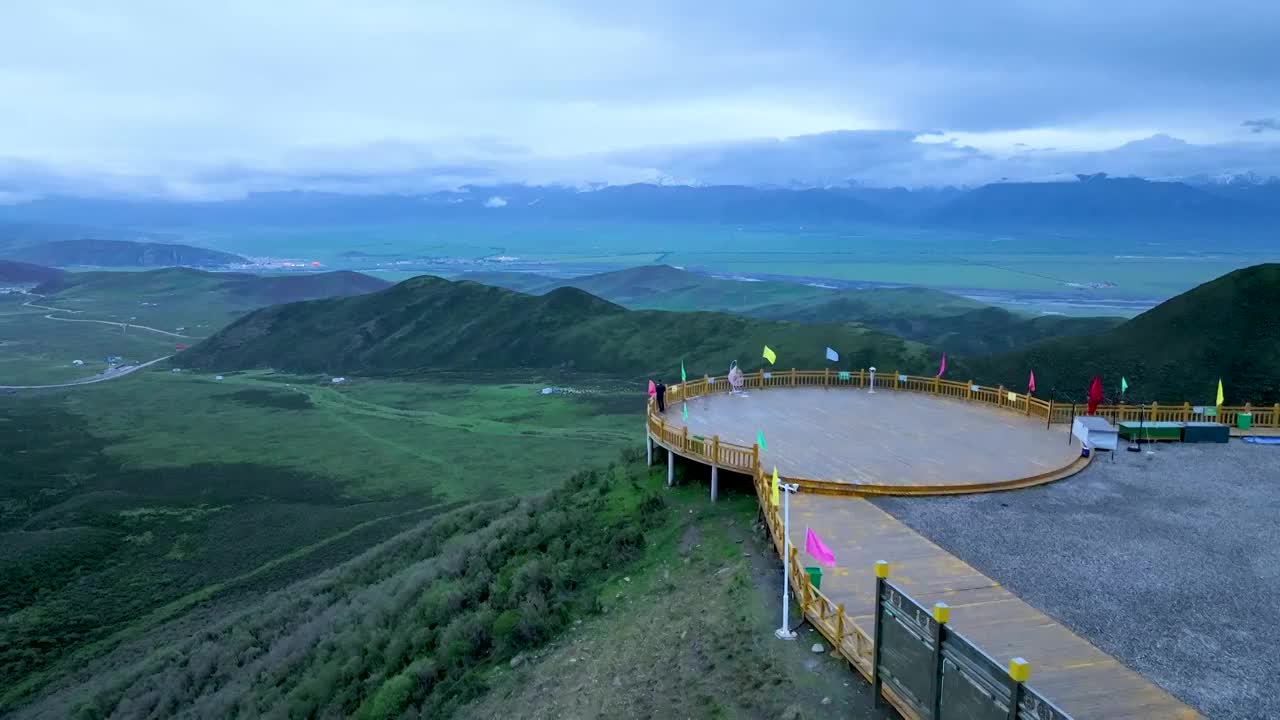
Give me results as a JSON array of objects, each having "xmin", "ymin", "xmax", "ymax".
[
  {"xmin": 749, "ymin": 465, "xmax": 1072, "ymax": 720},
  {"xmin": 647, "ymin": 368, "xmax": 1257, "ymax": 719}
]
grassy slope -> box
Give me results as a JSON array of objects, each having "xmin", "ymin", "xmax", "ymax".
[
  {"xmin": 179, "ymin": 276, "xmax": 931, "ymax": 378},
  {"xmin": 971, "ymin": 263, "xmax": 1280, "ymax": 402},
  {"xmin": 5, "ymin": 458, "xmax": 656, "ymax": 717},
  {"xmin": 460, "ymin": 484, "xmax": 891, "ymax": 720},
  {"xmin": 11, "ymin": 460, "xmax": 888, "ymax": 720},
  {"xmin": 0, "ymin": 370, "xmax": 640, "ymax": 703},
  {"xmin": 33, "ymin": 267, "xmax": 389, "ymax": 334}
]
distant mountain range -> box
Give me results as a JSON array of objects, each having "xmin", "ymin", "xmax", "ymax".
[
  {"xmin": 178, "ymin": 276, "xmax": 931, "ymax": 377},
  {"xmin": 971, "ymin": 263, "xmax": 1280, "ymax": 403},
  {"xmin": 932, "ymin": 174, "xmax": 1272, "ymax": 227},
  {"xmin": 0, "ymin": 239, "xmax": 246, "ymax": 268},
  {"xmin": 460, "ymin": 265, "xmax": 1122, "ymax": 356},
  {"xmin": 1, "ymin": 176, "xmax": 1277, "ymax": 230}
]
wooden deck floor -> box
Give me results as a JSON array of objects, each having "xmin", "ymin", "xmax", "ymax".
[
  {"xmin": 789, "ymin": 494, "xmax": 1201, "ymax": 719},
  {"xmin": 667, "ymin": 387, "xmax": 1081, "ymax": 487}
]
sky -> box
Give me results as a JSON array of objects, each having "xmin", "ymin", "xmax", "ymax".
[{"xmin": 2, "ymin": 0, "xmax": 1279, "ymax": 199}]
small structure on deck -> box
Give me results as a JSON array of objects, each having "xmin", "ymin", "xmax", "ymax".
[{"xmin": 1072, "ymin": 416, "xmax": 1118, "ymax": 456}]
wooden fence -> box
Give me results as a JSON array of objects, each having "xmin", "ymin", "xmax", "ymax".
[{"xmin": 648, "ymin": 369, "xmax": 1277, "ymax": 479}]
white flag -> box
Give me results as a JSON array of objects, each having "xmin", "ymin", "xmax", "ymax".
[{"xmin": 825, "ymin": 347, "xmax": 839, "ymax": 362}]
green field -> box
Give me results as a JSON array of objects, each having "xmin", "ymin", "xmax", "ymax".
[
  {"xmin": 0, "ymin": 306, "xmax": 177, "ymax": 386},
  {"xmin": 0, "ymin": 369, "xmax": 641, "ymax": 706}
]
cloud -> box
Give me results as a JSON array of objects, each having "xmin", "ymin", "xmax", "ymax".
[
  {"xmin": 484, "ymin": 196, "xmax": 508, "ymax": 208},
  {"xmin": 1, "ymin": 2, "xmax": 1279, "ymax": 197},
  {"xmin": 1243, "ymin": 118, "xmax": 1280, "ymax": 134}
]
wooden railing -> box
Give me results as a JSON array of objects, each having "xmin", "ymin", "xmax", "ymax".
[
  {"xmin": 648, "ymin": 370, "xmax": 1273, "ymax": 496},
  {"xmin": 650, "ymin": 370, "xmax": 1277, "ymax": 453}
]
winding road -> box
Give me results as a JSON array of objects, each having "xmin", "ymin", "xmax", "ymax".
[
  {"xmin": 0, "ymin": 355, "xmax": 173, "ymax": 390},
  {"xmin": 2, "ymin": 294, "xmax": 185, "ymax": 390},
  {"xmin": 22, "ymin": 295, "xmax": 196, "ymax": 338}
]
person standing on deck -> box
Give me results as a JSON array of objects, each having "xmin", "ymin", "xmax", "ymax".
[{"xmin": 655, "ymin": 380, "xmax": 667, "ymax": 413}]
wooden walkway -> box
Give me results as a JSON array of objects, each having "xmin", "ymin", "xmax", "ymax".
[
  {"xmin": 789, "ymin": 493, "xmax": 1201, "ymax": 719},
  {"xmin": 668, "ymin": 387, "xmax": 1080, "ymax": 488}
]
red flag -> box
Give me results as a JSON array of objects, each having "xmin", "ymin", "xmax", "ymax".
[
  {"xmin": 1086, "ymin": 375, "xmax": 1103, "ymax": 415},
  {"xmin": 936, "ymin": 353, "xmax": 946, "ymax": 378},
  {"xmin": 1028, "ymin": 370, "xmax": 1036, "ymax": 393}
]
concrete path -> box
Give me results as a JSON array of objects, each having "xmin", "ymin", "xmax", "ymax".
[{"xmin": 788, "ymin": 493, "xmax": 1201, "ymax": 719}]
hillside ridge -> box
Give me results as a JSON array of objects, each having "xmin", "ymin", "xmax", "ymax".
[
  {"xmin": 1, "ymin": 238, "xmax": 246, "ymax": 268},
  {"xmin": 971, "ymin": 263, "xmax": 1280, "ymax": 402},
  {"xmin": 179, "ymin": 275, "xmax": 930, "ymax": 377}
]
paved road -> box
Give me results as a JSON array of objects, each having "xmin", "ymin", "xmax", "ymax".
[
  {"xmin": 0, "ymin": 355, "xmax": 173, "ymax": 390},
  {"xmin": 2, "ymin": 293, "xmax": 183, "ymax": 390},
  {"xmin": 23, "ymin": 295, "xmax": 196, "ymax": 338},
  {"xmin": 39, "ymin": 312, "xmax": 194, "ymax": 338}
]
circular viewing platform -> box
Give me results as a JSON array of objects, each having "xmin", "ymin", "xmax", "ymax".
[{"xmin": 649, "ymin": 373, "xmax": 1088, "ymax": 495}]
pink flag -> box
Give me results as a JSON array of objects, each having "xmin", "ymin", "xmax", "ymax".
[
  {"xmin": 805, "ymin": 527, "xmax": 836, "ymax": 568},
  {"xmin": 936, "ymin": 353, "xmax": 947, "ymax": 378},
  {"xmin": 648, "ymin": 380, "xmax": 656, "ymax": 397},
  {"xmin": 1028, "ymin": 370, "xmax": 1036, "ymax": 393}
]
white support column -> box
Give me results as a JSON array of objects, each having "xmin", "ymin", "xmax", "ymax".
[
  {"xmin": 667, "ymin": 449, "xmax": 674, "ymax": 487},
  {"xmin": 775, "ymin": 482, "xmax": 799, "ymax": 640},
  {"xmin": 710, "ymin": 465, "xmax": 719, "ymax": 502},
  {"xmin": 646, "ymin": 432, "xmax": 653, "ymax": 466}
]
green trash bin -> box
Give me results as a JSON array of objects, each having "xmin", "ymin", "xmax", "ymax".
[
  {"xmin": 1238, "ymin": 413, "xmax": 1253, "ymax": 430},
  {"xmin": 804, "ymin": 566, "xmax": 822, "ymax": 590}
]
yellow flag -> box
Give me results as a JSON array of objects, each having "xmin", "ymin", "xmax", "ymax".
[
  {"xmin": 1216, "ymin": 379, "xmax": 1224, "ymax": 406},
  {"xmin": 770, "ymin": 466, "xmax": 780, "ymax": 507},
  {"xmin": 763, "ymin": 345, "xmax": 777, "ymax": 365}
]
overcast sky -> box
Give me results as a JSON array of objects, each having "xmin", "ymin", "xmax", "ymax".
[{"xmin": 2, "ymin": 0, "xmax": 1279, "ymax": 199}]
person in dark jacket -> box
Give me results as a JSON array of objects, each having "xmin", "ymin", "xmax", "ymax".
[{"xmin": 655, "ymin": 380, "xmax": 667, "ymax": 413}]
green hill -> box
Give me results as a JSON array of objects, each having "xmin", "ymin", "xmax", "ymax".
[
  {"xmin": 1, "ymin": 238, "xmax": 246, "ymax": 268},
  {"xmin": 460, "ymin": 265, "xmax": 1114, "ymax": 356},
  {"xmin": 179, "ymin": 276, "xmax": 930, "ymax": 377},
  {"xmin": 0, "ymin": 260, "xmax": 63, "ymax": 285},
  {"xmin": 756, "ymin": 299, "xmax": 1123, "ymax": 356},
  {"xmin": 970, "ymin": 264, "xmax": 1280, "ymax": 403},
  {"xmin": 459, "ymin": 265, "xmax": 837, "ymax": 312}
]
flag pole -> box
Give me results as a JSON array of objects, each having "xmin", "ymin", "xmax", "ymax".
[{"xmin": 775, "ymin": 481, "xmax": 798, "ymax": 640}]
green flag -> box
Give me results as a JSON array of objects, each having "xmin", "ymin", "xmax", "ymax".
[
  {"xmin": 681, "ymin": 359, "xmax": 686, "ymax": 383},
  {"xmin": 1121, "ymin": 377, "xmax": 1129, "ymax": 394},
  {"xmin": 682, "ymin": 402, "xmax": 688, "ymax": 421},
  {"xmin": 757, "ymin": 429, "xmax": 766, "ymax": 450}
]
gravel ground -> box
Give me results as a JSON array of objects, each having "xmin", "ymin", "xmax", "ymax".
[{"xmin": 873, "ymin": 441, "xmax": 1280, "ymax": 720}]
